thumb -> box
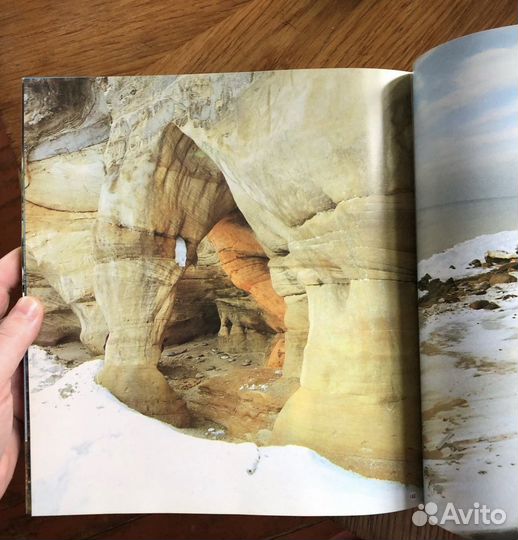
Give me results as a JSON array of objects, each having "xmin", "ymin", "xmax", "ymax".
[{"xmin": 0, "ymin": 297, "xmax": 43, "ymax": 383}]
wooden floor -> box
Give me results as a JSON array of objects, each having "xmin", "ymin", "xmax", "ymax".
[{"xmin": 0, "ymin": 1, "xmax": 515, "ymax": 538}]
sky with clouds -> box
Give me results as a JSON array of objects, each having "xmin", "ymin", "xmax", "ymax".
[{"xmin": 413, "ymin": 26, "xmax": 517, "ymax": 211}]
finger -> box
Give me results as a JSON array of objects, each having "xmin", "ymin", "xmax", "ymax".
[
  {"xmin": 0, "ymin": 379, "xmax": 14, "ymax": 458},
  {"xmin": 11, "ymin": 366, "xmax": 23, "ymax": 423},
  {"xmin": 0, "ymin": 289, "xmax": 8, "ymax": 321},
  {"xmin": 0, "ymin": 248, "xmax": 21, "ymax": 319},
  {"xmin": 0, "ymin": 297, "xmax": 43, "ymax": 383},
  {"xmin": 0, "ymin": 420, "xmax": 21, "ymax": 499},
  {"xmin": 0, "ymin": 248, "xmax": 21, "ymax": 292}
]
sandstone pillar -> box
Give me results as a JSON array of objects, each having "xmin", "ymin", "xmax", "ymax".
[
  {"xmin": 94, "ymin": 235, "xmax": 190, "ymax": 425},
  {"xmin": 94, "ymin": 107, "xmax": 235, "ymax": 425},
  {"xmin": 70, "ymin": 302, "xmax": 108, "ymax": 354},
  {"xmin": 281, "ymin": 294, "xmax": 309, "ymax": 378},
  {"xmin": 271, "ymin": 280, "xmax": 421, "ymax": 483}
]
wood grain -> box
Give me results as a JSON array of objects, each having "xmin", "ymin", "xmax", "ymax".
[
  {"xmin": 0, "ymin": 118, "xmax": 21, "ymax": 256},
  {"xmin": 0, "ymin": 1, "xmax": 515, "ymax": 538}
]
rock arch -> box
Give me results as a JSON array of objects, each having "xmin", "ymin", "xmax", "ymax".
[
  {"xmin": 94, "ymin": 122, "xmax": 236, "ymax": 426},
  {"xmin": 25, "ymin": 70, "xmax": 421, "ymax": 485},
  {"xmin": 92, "ymin": 70, "xmax": 421, "ymax": 484}
]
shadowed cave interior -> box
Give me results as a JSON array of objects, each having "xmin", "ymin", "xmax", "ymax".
[{"xmin": 33, "ymin": 207, "xmax": 293, "ymax": 445}]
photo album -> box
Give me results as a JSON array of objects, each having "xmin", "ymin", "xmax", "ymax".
[{"xmin": 22, "ymin": 26, "xmax": 517, "ymax": 538}]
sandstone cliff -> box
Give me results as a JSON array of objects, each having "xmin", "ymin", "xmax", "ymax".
[{"xmin": 24, "ymin": 70, "xmax": 421, "ymax": 485}]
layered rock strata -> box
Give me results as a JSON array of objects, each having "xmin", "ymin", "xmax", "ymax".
[
  {"xmin": 25, "ymin": 70, "xmax": 421, "ymax": 484},
  {"xmin": 24, "ymin": 81, "xmax": 283, "ymax": 428}
]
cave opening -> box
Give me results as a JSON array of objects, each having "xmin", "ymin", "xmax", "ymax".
[{"xmin": 154, "ymin": 207, "xmax": 293, "ymax": 445}]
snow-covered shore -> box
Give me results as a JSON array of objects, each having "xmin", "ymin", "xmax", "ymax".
[
  {"xmin": 419, "ymin": 230, "xmax": 518, "ymax": 536},
  {"xmin": 28, "ymin": 346, "xmax": 419, "ymax": 516},
  {"xmin": 418, "ymin": 230, "xmax": 518, "ymax": 280}
]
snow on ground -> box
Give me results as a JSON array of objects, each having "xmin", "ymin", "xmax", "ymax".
[
  {"xmin": 419, "ymin": 231, "xmax": 518, "ymax": 536},
  {"xmin": 28, "ymin": 346, "xmax": 420, "ymax": 517},
  {"xmin": 28, "ymin": 347, "xmax": 70, "ymax": 393},
  {"xmin": 418, "ymin": 230, "xmax": 518, "ymax": 280}
]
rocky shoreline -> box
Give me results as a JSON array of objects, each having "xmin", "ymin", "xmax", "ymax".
[{"xmin": 418, "ymin": 249, "xmax": 518, "ymax": 310}]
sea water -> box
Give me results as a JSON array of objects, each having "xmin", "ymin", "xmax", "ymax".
[{"xmin": 417, "ymin": 196, "xmax": 518, "ymax": 261}]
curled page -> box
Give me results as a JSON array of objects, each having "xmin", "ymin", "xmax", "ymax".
[{"xmin": 414, "ymin": 25, "xmax": 518, "ymax": 538}]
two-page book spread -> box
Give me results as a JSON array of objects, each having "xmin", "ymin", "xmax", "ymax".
[{"xmin": 22, "ymin": 26, "xmax": 517, "ymax": 538}]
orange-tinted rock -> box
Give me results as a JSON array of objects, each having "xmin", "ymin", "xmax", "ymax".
[
  {"xmin": 186, "ymin": 367, "xmax": 298, "ymax": 442},
  {"xmin": 266, "ymin": 335, "xmax": 285, "ymax": 369},
  {"xmin": 209, "ymin": 213, "xmax": 286, "ymax": 333}
]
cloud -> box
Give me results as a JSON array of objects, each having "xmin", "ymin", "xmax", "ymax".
[
  {"xmin": 432, "ymin": 125, "xmax": 518, "ymax": 158},
  {"xmin": 414, "ymin": 28, "xmax": 518, "ymax": 209},
  {"xmin": 416, "ymin": 42, "xmax": 518, "ymax": 122},
  {"xmin": 465, "ymin": 101, "xmax": 518, "ymax": 130},
  {"xmin": 451, "ymin": 45, "xmax": 518, "ymax": 100},
  {"xmin": 418, "ymin": 123, "xmax": 518, "ymax": 181}
]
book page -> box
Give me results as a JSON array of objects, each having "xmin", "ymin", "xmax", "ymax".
[
  {"xmin": 24, "ymin": 69, "xmax": 421, "ymax": 516},
  {"xmin": 414, "ymin": 26, "xmax": 518, "ymax": 537}
]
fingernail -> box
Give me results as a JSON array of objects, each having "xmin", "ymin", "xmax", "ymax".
[{"xmin": 13, "ymin": 297, "xmax": 41, "ymax": 320}]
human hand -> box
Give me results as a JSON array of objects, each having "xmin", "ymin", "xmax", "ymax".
[{"xmin": 0, "ymin": 248, "xmax": 43, "ymax": 498}]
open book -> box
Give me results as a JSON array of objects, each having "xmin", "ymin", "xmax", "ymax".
[{"xmin": 22, "ymin": 25, "xmax": 517, "ymax": 538}]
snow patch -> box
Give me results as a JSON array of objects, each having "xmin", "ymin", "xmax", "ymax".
[
  {"xmin": 418, "ymin": 230, "xmax": 518, "ymax": 280},
  {"xmin": 28, "ymin": 346, "xmax": 420, "ymax": 516},
  {"xmin": 28, "ymin": 346, "xmax": 70, "ymax": 393}
]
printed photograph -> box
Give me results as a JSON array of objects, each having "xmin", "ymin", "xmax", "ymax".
[
  {"xmin": 24, "ymin": 69, "xmax": 421, "ymax": 516},
  {"xmin": 414, "ymin": 26, "xmax": 518, "ymax": 537}
]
